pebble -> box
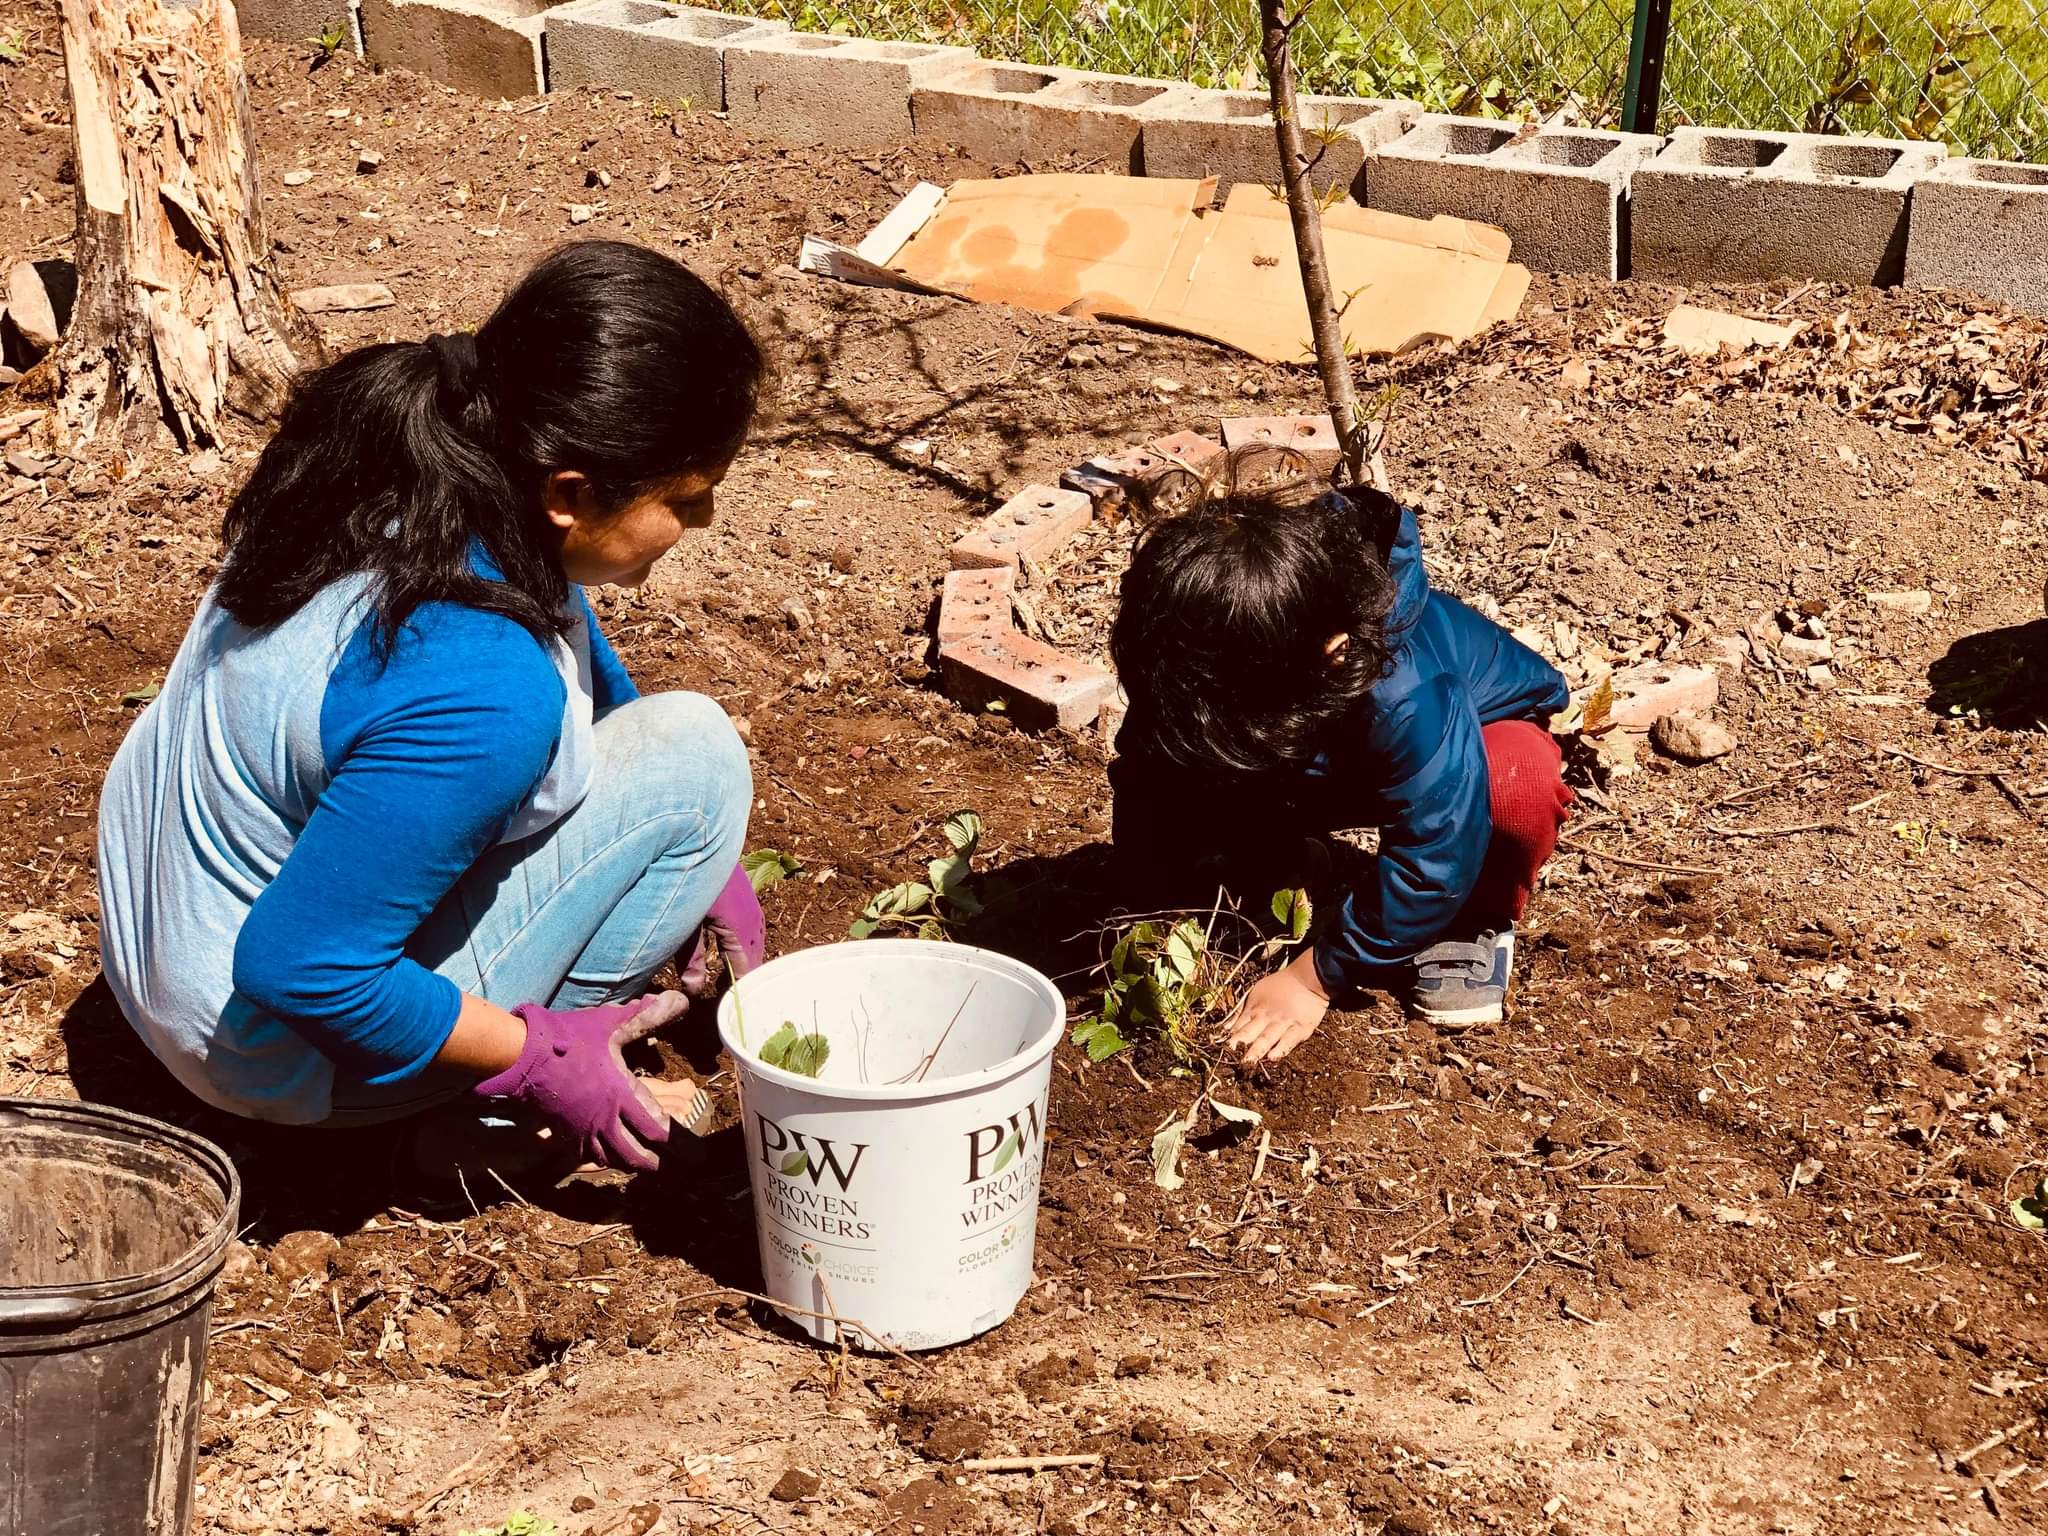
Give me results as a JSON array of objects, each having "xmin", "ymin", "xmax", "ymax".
[
  {"xmin": 1651, "ymin": 711, "xmax": 1737, "ymax": 763},
  {"xmin": 770, "ymin": 1467, "xmax": 820, "ymax": 1502},
  {"xmin": 355, "ymin": 148, "xmax": 381, "ymax": 174},
  {"xmin": 1776, "ymin": 632, "xmax": 1833, "ymax": 665},
  {"xmin": 267, "ymin": 1229, "xmax": 340, "ymax": 1284},
  {"xmin": 282, "ymin": 169, "xmax": 314, "ymax": 187},
  {"xmin": 1866, "ymin": 589, "xmax": 1933, "ymax": 615},
  {"xmin": 6, "ymin": 261, "xmax": 60, "ymax": 352},
  {"xmin": 780, "ymin": 596, "xmax": 811, "ymax": 631}
]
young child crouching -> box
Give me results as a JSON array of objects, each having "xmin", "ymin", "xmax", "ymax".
[{"xmin": 1108, "ymin": 450, "xmax": 1574, "ymax": 1064}]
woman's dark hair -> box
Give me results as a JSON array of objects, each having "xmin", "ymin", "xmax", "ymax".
[
  {"xmin": 1111, "ymin": 446, "xmax": 1399, "ymax": 775},
  {"xmin": 218, "ymin": 240, "xmax": 764, "ymax": 651}
]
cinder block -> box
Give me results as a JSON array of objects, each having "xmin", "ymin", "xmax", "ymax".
[
  {"xmin": 544, "ymin": 0, "xmax": 784, "ymax": 110},
  {"xmin": 1367, "ymin": 117, "xmax": 1662, "ymax": 279},
  {"xmin": 911, "ymin": 62, "xmax": 1194, "ymax": 172},
  {"xmin": 1598, "ymin": 662, "xmax": 1720, "ymax": 733},
  {"xmin": 1142, "ymin": 89, "xmax": 1414, "ymax": 203},
  {"xmin": 1221, "ymin": 414, "xmax": 1340, "ymax": 472},
  {"xmin": 724, "ymin": 33, "xmax": 974, "ymax": 147},
  {"xmin": 950, "ymin": 484, "xmax": 1093, "ymax": 570},
  {"xmin": 940, "ymin": 631, "xmax": 1115, "ymax": 732},
  {"xmin": 360, "ymin": 0, "xmax": 545, "ymax": 97},
  {"xmin": 1631, "ymin": 127, "xmax": 1946, "ymax": 287},
  {"xmin": 239, "ymin": 0, "xmax": 361, "ymax": 51},
  {"xmin": 936, "ymin": 565, "xmax": 1016, "ymax": 647},
  {"xmin": 1906, "ymin": 156, "xmax": 2048, "ymax": 315}
]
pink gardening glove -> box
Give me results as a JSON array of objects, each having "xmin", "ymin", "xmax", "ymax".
[
  {"xmin": 680, "ymin": 863, "xmax": 765, "ymax": 999},
  {"xmin": 473, "ymin": 992, "xmax": 688, "ymax": 1171}
]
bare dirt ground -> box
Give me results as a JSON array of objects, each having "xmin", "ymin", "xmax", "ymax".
[{"xmin": 3, "ymin": 10, "xmax": 2048, "ymax": 1535}]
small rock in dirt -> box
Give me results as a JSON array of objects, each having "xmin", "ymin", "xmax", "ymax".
[
  {"xmin": 282, "ymin": 169, "xmax": 314, "ymax": 187},
  {"xmin": 828, "ymin": 543, "xmax": 857, "ymax": 574},
  {"xmin": 403, "ymin": 1309, "xmax": 463, "ymax": 1366},
  {"xmin": 5, "ymin": 449, "xmax": 51, "ymax": 478},
  {"xmin": 568, "ymin": 203, "xmax": 598, "ymax": 225},
  {"xmin": 1131, "ymin": 1417, "xmax": 1168, "ymax": 1445},
  {"xmin": 923, "ymin": 1414, "xmax": 990, "ymax": 1462},
  {"xmin": 219, "ymin": 1239, "xmax": 260, "ymax": 1286},
  {"xmin": 355, "ymin": 149, "xmax": 382, "ymax": 174},
  {"xmin": 247, "ymin": 1344, "xmax": 300, "ymax": 1389},
  {"xmin": 1061, "ymin": 344, "xmax": 1104, "ymax": 369},
  {"xmin": 268, "ymin": 1229, "xmax": 340, "ymax": 1284},
  {"xmin": 1651, "ymin": 712, "xmax": 1737, "ymax": 763},
  {"xmin": 1115, "ymin": 1352, "xmax": 1153, "ymax": 1379},
  {"xmin": 770, "ymin": 1467, "xmax": 821, "ymax": 1502},
  {"xmin": 1777, "ymin": 632, "xmax": 1833, "ymax": 665},
  {"xmin": 6, "ymin": 261, "xmax": 60, "ymax": 352},
  {"xmin": 1621, "ymin": 1220, "xmax": 1668, "ymax": 1260},
  {"xmin": 780, "ymin": 596, "xmax": 811, "ymax": 631},
  {"xmin": 1385, "ymin": 1507, "xmax": 1434, "ymax": 1536},
  {"xmin": 571, "ymin": 1495, "xmax": 597, "ymax": 1513},
  {"xmin": 294, "ymin": 1335, "xmax": 343, "ymax": 1374},
  {"xmin": 1866, "ymin": 589, "xmax": 1933, "ymax": 616},
  {"xmin": 291, "ymin": 282, "xmax": 395, "ymax": 314},
  {"xmin": 309, "ymin": 1409, "xmax": 361, "ymax": 1471}
]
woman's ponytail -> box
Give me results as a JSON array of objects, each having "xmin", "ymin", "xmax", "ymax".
[{"xmin": 218, "ymin": 241, "xmax": 763, "ymax": 654}]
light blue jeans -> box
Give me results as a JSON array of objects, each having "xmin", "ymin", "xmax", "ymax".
[{"xmin": 327, "ymin": 691, "xmax": 752, "ymax": 1122}]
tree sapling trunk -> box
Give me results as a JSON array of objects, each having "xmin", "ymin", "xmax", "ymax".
[
  {"xmin": 1256, "ymin": 0, "xmax": 1378, "ymax": 489},
  {"xmin": 56, "ymin": 0, "xmax": 318, "ymax": 449}
]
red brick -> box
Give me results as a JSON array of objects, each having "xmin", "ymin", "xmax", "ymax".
[
  {"xmin": 1598, "ymin": 662, "xmax": 1720, "ymax": 733},
  {"xmin": 935, "ymin": 565, "xmax": 1016, "ymax": 647},
  {"xmin": 1061, "ymin": 443, "xmax": 1175, "ymax": 514},
  {"xmin": 1221, "ymin": 413, "xmax": 1341, "ymax": 471},
  {"xmin": 939, "ymin": 630, "xmax": 1115, "ymax": 732},
  {"xmin": 950, "ymin": 484, "xmax": 1093, "ymax": 570},
  {"xmin": 1148, "ymin": 430, "xmax": 1226, "ymax": 477}
]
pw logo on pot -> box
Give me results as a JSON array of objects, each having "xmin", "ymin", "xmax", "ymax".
[{"xmin": 757, "ymin": 1115, "xmax": 868, "ymax": 1191}]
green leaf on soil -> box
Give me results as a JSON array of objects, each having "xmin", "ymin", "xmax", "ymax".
[
  {"xmin": 943, "ymin": 810, "xmax": 983, "ymax": 856},
  {"xmin": 1070, "ymin": 1017, "xmax": 1130, "ymax": 1062},
  {"xmin": 1151, "ymin": 1107, "xmax": 1194, "ymax": 1191},
  {"xmin": 741, "ymin": 848, "xmax": 802, "ymax": 895},
  {"xmin": 120, "ymin": 682, "xmax": 161, "ymax": 706},
  {"xmin": 2013, "ymin": 1176, "xmax": 2048, "ymax": 1230}
]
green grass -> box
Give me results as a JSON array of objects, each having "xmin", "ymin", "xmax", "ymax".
[{"xmin": 705, "ymin": 0, "xmax": 2048, "ymax": 159}]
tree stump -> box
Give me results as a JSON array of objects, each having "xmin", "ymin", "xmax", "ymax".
[{"xmin": 56, "ymin": 0, "xmax": 318, "ymax": 449}]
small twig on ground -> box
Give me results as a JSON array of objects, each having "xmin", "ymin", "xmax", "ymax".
[
  {"xmin": 1707, "ymin": 820, "xmax": 1849, "ymax": 839},
  {"xmin": 961, "ymin": 1454, "xmax": 1105, "ymax": 1474},
  {"xmin": 671, "ymin": 1286, "xmax": 929, "ymax": 1373},
  {"xmin": 1234, "ymin": 1129, "xmax": 1273, "ymax": 1225},
  {"xmin": 1457, "ymin": 1250, "xmax": 1540, "ymax": 1309},
  {"xmin": 1558, "ymin": 838, "xmax": 1726, "ymax": 878},
  {"xmin": 486, "ymin": 1167, "xmax": 534, "ymax": 1209}
]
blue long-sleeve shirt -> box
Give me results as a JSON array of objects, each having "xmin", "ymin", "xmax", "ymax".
[
  {"xmin": 1109, "ymin": 504, "xmax": 1568, "ymax": 994},
  {"xmin": 98, "ymin": 579, "xmax": 636, "ymax": 1123}
]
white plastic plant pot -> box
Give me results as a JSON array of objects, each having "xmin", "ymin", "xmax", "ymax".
[{"xmin": 716, "ymin": 940, "xmax": 1064, "ymax": 1353}]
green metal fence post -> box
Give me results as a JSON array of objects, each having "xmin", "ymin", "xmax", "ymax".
[{"xmin": 1622, "ymin": 0, "xmax": 1673, "ymax": 134}]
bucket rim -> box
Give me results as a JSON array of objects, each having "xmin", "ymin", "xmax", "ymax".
[
  {"xmin": 0, "ymin": 1097, "xmax": 242, "ymax": 1321},
  {"xmin": 716, "ymin": 939, "xmax": 1066, "ymax": 1101}
]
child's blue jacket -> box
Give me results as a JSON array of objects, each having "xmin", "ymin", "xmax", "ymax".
[{"xmin": 1109, "ymin": 502, "xmax": 1569, "ymax": 996}]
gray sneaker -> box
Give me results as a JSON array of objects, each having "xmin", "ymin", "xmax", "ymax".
[{"xmin": 1405, "ymin": 927, "xmax": 1515, "ymax": 1028}]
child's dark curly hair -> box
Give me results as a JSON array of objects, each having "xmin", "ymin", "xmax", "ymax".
[{"xmin": 1111, "ymin": 446, "xmax": 1400, "ymax": 775}]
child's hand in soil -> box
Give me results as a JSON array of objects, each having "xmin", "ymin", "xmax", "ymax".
[{"xmin": 1224, "ymin": 949, "xmax": 1330, "ymax": 1066}]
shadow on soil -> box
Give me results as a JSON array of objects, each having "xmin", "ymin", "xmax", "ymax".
[{"xmin": 1928, "ymin": 618, "xmax": 2048, "ymax": 729}]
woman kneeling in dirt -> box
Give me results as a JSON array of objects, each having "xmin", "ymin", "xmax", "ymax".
[
  {"xmin": 96, "ymin": 241, "xmax": 764, "ymax": 1173},
  {"xmin": 1111, "ymin": 449, "xmax": 1574, "ymax": 1064}
]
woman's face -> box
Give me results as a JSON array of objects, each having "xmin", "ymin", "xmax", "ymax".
[{"xmin": 546, "ymin": 463, "xmax": 730, "ymax": 588}]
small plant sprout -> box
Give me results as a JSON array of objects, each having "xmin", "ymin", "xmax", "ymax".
[
  {"xmin": 759, "ymin": 1021, "xmax": 831, "ymax": 1079},
  {"xmin": 308, "ymin": 19, "xmax": 348, "ymax": 67},
  {"xmin": 1074, "ymin": 887, "xmax": 1316, "ymax": 1065},
  {"xmin": 850, "ymin": 810, "xmax": 993, "ymax": 939},
  {"xmin": 458, "ymin": 1515, "xmax": 555, "ymax": 1536},
  {"xmin": 741, "ymin": 847, "xmax": 803, "ymax": 895},
  {"xmin": 0, "ymin": 31, "xmax": 26, "ymax": 65}
]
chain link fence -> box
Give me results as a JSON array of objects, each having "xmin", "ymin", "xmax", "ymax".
[{"xmin": 709, "ymin": 0, "xmax": 2048, "ymax": 160}]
